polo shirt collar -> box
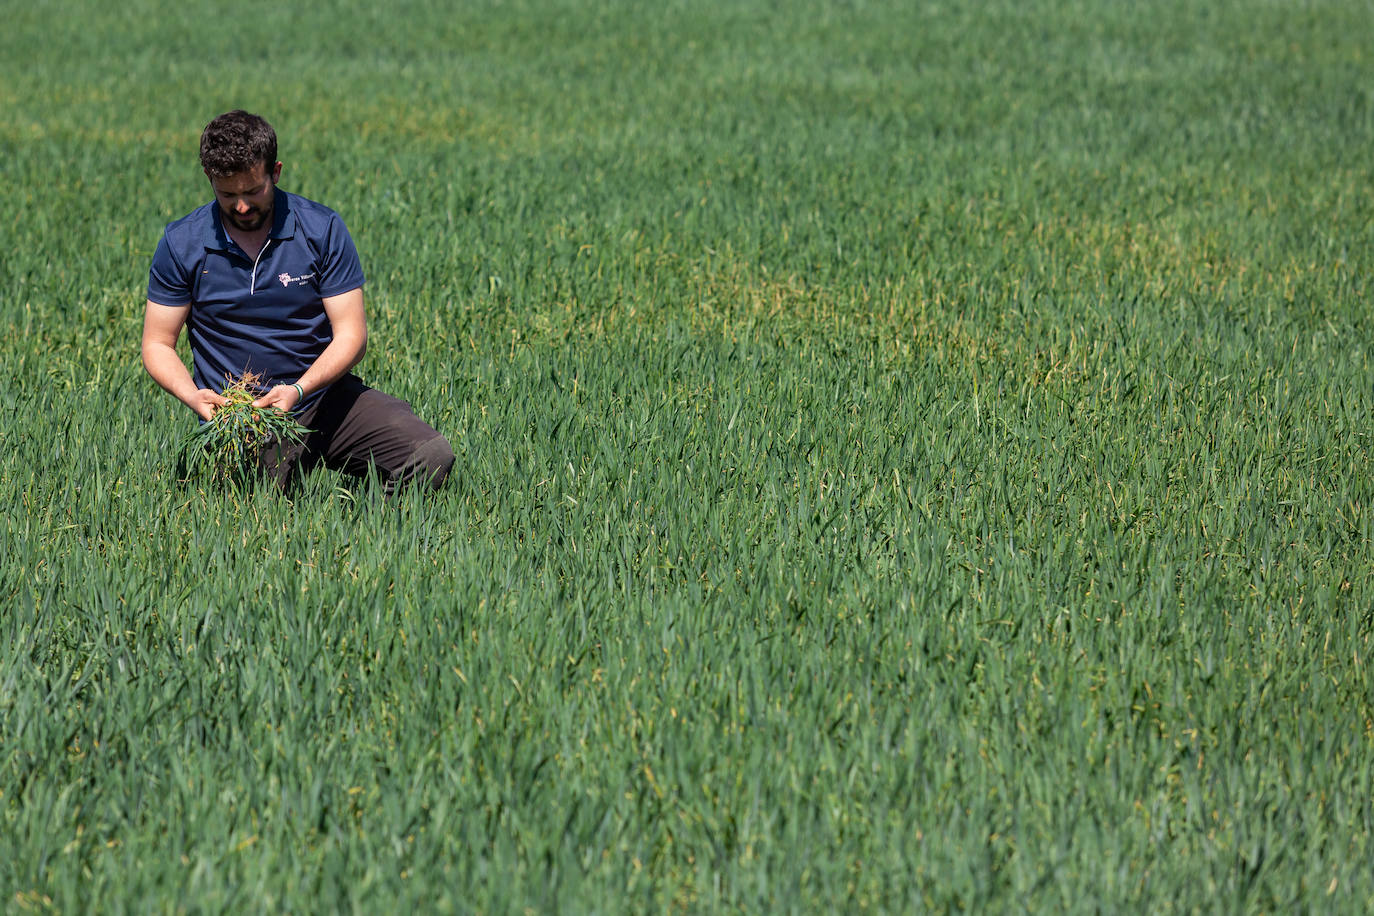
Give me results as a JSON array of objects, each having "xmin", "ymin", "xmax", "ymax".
[
  {"xmin": 202, "ymin": 187, "xmax": 298, "ymax": 251},
  {"xmin": 269, "ymin": 188, "xmax": 298, "ymax": 241}
]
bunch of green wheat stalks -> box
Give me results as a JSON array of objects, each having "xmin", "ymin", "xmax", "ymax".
[{"xmin": 176, "ymin": 372, "xmax": 308, "ymax": 486}]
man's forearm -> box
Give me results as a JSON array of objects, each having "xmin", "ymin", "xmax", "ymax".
[
  {"xmin": 143, "ymin": 340, "xmax": 227, "ymax": 422},
  {"xmin": 252, "ymin": 328, "xmax": 367, "ymax": 413},
  {"xmin": 294, "ymin": 330, "xmax": 366, "ymax": 396},
  {"xmin": 142, "ymin": 341, "xmax": 201, "ymax": 408}
]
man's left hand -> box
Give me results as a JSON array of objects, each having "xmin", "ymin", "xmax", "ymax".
[{"xmin": 254, "ymin": 385, "xmax": 302, "ymax": 412}]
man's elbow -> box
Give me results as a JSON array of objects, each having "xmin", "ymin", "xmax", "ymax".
[
  {"xmin": 353, "ymin": 330, "xmax": 368, "ymax": 367},
  {"xmin": 140, "ymin": 339, "xmax": 163, "ymax": 378}
]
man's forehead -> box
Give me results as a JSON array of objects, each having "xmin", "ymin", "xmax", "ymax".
[{"xmin": 208, "ymin": 163, "xmax": 273, "ymax": 194}]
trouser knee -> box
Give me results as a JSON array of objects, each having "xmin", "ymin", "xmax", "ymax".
[{"xmin": 398, "ymin": 434, "xmax": 456, "ymax": 491}]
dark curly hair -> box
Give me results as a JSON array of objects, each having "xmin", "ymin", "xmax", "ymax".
[{"xmin": 199, "ymin": 110, "xmax": 278, "ymax": 178}]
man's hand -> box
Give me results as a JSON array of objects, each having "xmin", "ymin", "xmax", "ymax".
[
  {"xmin": 253, "ymin": 385, "xmax": 302, "ymax": 413},
  {"xmin": 191, "ymin": 389, "xmax": 230, "ymax": 422}
]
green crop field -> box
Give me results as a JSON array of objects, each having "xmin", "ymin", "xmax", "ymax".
[{"xmin": 3, "ymin": 0, "xmax": 1373, "ymax": 910}]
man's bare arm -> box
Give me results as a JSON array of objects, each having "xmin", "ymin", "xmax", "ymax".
[{"xmin": 141, "ymin": 300, "xmax": 227, "ymax": 421}]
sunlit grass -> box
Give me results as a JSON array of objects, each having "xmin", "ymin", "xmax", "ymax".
[{"xmin": 2, "ymin": 0, "xmax": 1373, "ymax": 911}]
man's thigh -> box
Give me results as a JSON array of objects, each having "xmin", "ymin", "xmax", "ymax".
[{"xmin": 309, "ymin": 375, "xmax": 447, "ymax": 481}]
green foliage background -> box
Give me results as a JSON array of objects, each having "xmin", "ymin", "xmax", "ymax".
[{"xmin": 2, "ymin": 0, "xmax": 1372, "ymax": 910}]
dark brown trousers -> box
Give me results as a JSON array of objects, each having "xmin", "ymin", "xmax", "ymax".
[{"xmin": 260, "ymin": 374, "xmax": 454, "ymax": 493}]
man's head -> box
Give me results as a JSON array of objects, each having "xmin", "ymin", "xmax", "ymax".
[
  {"xmin": 200, "ymin": 111, "xmax": 282, "ymax": 233},
  {"xmin": 200, "ymin": 110, "xmax": 277, "ymax": 178}
]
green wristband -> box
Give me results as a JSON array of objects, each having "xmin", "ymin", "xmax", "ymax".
[{"xmin": 292, "ymin": 383, "xmax": 305, "ymax": 402}]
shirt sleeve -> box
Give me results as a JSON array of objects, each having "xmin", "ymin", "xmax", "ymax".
[
  {"xmin": 317, "ymin": 212, "xmax": 366, "ymax": 298},
  {"xmin": 147, "ymin": 231, "xmax": 193, "ymax": 306}
]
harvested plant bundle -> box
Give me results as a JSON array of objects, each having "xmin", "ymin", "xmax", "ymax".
[{"xmin": 177, "ymin": 371, "xmax": 309, "ymax": 486}]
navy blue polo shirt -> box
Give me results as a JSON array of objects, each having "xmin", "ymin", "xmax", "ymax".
[{"xmin": 147, "ymin": 188, "xmax": 365, "ymax": 412}]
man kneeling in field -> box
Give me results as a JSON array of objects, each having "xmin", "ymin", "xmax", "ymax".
[{"xmin": 142, "ymin": 110, "xmax": 454, "ymax": 492}]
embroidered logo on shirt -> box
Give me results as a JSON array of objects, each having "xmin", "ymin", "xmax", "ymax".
[{"xmin": 278, "ymin": 271, "xmax": 315, "ymax": 287}]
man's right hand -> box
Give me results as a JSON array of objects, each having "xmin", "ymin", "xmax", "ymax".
[{"xmin": 189, "ymin": 389, "xmax": 229, "ymax": 422}]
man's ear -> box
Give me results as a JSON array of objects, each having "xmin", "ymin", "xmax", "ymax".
[{"xmin": 271, "ymin": 161, "xmax": 283, "ymax": 183}]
